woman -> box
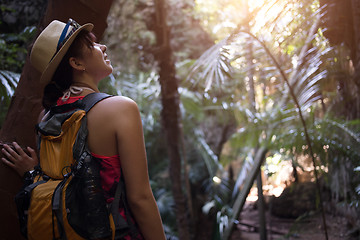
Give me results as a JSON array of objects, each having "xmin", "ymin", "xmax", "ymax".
[{"xmin": 1, "ymin": 19, "xmax": 166, "ymax": 240}]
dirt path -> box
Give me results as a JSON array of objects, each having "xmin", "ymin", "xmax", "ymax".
[{"xmin": 230, "ymin": 202, "xmax": 358, "ymax": 240}]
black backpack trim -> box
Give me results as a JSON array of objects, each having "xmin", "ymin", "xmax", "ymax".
[{"xmin": 14, "ymin": 179, "xmax": 46, "ymax": 237}]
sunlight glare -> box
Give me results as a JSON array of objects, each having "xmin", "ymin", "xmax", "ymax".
[
  {"xmin": 248, "ymin": 0, "xmax": 290, "ymax": 34},
  {"xmin": 213, "ymin": 176, "xmax": 222, "ymax": 184},
  {"xmin": 195, "ymin": 0, "xmax": 293, "ymax": 39}
]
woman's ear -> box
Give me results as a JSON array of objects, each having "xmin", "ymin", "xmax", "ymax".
[{"xmin": 69, "ymin": 57, "xmax": 85, "ymax": 71}]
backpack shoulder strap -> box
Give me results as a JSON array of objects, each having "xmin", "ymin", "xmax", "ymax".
[
  {"xmin": 36, "ymin": 93, "xmax": 112, "ymax": 137},
  {"xmin": 81, "ymin": 92, "xmax": 112, "ymax": 113},
  {"xmin": 72, "ymin": 93, "xmax": 112, "ymax": 162}
]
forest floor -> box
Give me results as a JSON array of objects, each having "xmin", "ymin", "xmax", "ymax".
[{"xmin": 230, "ymin": 201, "xmax": 359, "ymax": 240}]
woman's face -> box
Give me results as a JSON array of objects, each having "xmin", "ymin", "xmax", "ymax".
[{"xmin": 79, "ymin": 42, "xmax": 113, "ymax": 81}]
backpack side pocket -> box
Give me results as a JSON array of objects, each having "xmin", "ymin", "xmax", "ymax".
[{"xmin": 15, "ymin": 179, "xmax": 47, "ymax": 238}]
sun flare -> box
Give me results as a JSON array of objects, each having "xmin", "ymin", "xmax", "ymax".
[
  {"xmin": 248, "ymin": 0, "xmax": 289, "ymax": 32},
  {"xmin": 195, "ymin": 0, "xmax": 292, "ymax": 37}
]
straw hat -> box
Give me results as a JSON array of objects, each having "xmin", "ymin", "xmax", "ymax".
[{"xmin": 30, "ymin": 19, "xmax": 93, "ymax": 84}]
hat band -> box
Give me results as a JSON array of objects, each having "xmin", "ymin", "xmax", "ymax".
[
  {"xmin": 56, "ymin": 21, "xmax": 71, "ymax": 50},
  {"xmin": 50, "ymin": 19, "xmax": 81, "ymax": 61}
]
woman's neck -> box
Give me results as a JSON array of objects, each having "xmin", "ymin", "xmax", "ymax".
[
  {"xmin": 71, "ymin": 74, "xmax": 100, "ymax": 93},
  {"xmin": 72, "ymin": 70, "xmax": 102, "ymax": 92},
  {"xmin": 72, "ymin": 81, "xmax": 99, "ymax": 93}
]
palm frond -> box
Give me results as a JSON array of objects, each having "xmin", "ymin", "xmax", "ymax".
[
  {"xmin": 193, "ymin": 129, "xmax": 223, "ymax": 178},
  {"xmin": 187, "ymin": 38, "xmax": 232, "ymax": 91},
  {"xmin": 232, "ymin": 152, "xmax": 255, "ymax": 198},
  {"xmin": 0, "ymin": 70, "xmax": 20, "ymax": 97},
  {"xmin": 324, "ymin": 119, "xmax": 360, "ymax": 144}
]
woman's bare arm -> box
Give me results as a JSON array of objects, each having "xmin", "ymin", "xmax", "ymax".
[{"xmin": 111, "ymin": 97, "xmax": 166, "ymax": 240}]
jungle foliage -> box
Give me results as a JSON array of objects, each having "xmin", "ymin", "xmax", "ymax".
[
  {"xmin": 102, "ymin": 0, "xmax": 360, "ymax": 238},
  {"xmin": 1, "ymin": 0, "xmax": 360, "ymax": 239},
  {"xmin": 0, "ymin": 0, "xmax": 46, "ymax": 126}
]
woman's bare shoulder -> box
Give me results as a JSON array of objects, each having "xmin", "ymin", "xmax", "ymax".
[{"xmin": 91, "ymin": 95, "xmax": 139, "ymax": 116}]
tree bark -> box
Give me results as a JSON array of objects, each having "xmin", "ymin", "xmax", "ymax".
[
  {"xmin": 351, "ymin": 0, "xmax": 360, "ymax": 118},
  {"xmin": 153, "ymin": 0, "xmax": 190, "ymax": 239},
  {"xmin": 0, "ymin": 0, "xmax": 113, "ymax": 238},
  {"xmin": 320, "ymin": 0, "xmax": 360, "ymax": 119},
  {"xmin": 224, "ymin": 147, "xmax": 268, "ymax": 240}
]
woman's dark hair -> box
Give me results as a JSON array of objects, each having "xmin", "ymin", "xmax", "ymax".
[{"xmin": 42, "ymin": 30, "xmax": 96, "ymax": 109}]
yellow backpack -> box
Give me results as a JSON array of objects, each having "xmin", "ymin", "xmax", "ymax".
[{"xmin": 15, "ymin": 93, "xmax": 138, "ymax": 240}]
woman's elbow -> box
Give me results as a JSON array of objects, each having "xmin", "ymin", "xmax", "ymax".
[{"xmin": 127, "ymin": 191, "xmax": 155, "ymax": 210}]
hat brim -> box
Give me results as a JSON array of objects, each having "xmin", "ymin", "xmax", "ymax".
[{"xmin": 39, "ymin": 23, "xmax": 94, "ymax": 84}]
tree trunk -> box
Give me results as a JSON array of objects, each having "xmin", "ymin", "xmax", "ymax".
[
  {"xmin": 351, "ymin": 0, "xmax": 360, "ymax": 118},
  {"xmin": 320, "ymin": 0, "xmax": 360, "ymax": 119},
  {"xmin": 224, "ymin": 147, "xmax": 268, "ymax": 240},
  {"xmin": 153, "ymin": 0, "xmax": 190, "ymax": 239},
  {"xmin": 256, "ymin": 172, "xmax": 267, "ymax": 240},
  {"xmin": 0, "ymin": 0, "xmax": 113, "ymax": 238}
]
